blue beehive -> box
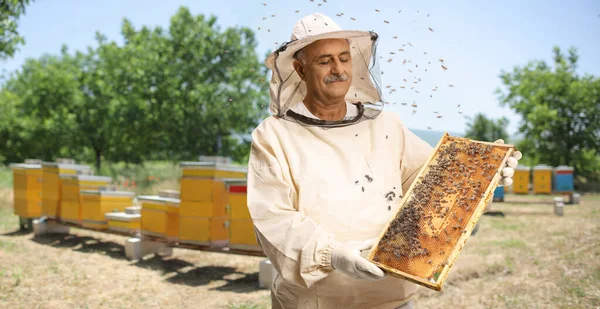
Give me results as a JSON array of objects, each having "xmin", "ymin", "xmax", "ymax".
[
  {"xmin": 493, "ymin": 186, "xmax": 505, "ymax": 202},
  {"xmin": 554, "ymin": 165, "xmax": 574, "ymax": 192}
]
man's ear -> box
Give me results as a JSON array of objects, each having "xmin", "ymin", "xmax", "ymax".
[{"xmin": 293, "ymin": 60, "xmax": 305, "ymax": 80}]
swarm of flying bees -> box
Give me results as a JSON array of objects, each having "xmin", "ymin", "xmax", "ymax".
[{"xmin": 255, "ymin": 1, "xmax": 460, "ymax": 128}]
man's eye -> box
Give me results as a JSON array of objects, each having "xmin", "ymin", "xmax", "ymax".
[
  {"xmin": 320, "ymin": 61, "xmax": 330, "ymax": 65},
  {"xmin": 340, "ymin": 58, "xmax": 350, "ymax": 62}
]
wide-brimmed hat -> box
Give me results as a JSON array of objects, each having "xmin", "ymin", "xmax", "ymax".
[{"xmin": 265, "ymin": 13, "xmax": 384, "ymax": 125}]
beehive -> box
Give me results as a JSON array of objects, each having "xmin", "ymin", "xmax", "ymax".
[
  {"xmin": 81, "ymin": 190, "xmax": 135, "ymax": 230},
  {"xmin": 512, "ymin": 165, "xmax": 531, "ymax": 194},
  {"xmin": 10, "ymin": 163, "xmax": 42, "ymax": 218},
  {"xmin": 553, "ymin": 165, "xmax": 574, "ymax": 193},
  {"xmin": 533, "ymin": 165, "xmax": 553, "ymax": 194},
  {"xmin": 225, "ymin": 179, "xmax": 262, "ymax": 252},
  {"xmin": 59, "ymin": 175, "xmax": 112, "ymax": 225},
  {"xmin": 138, "ymin": 195, "xmax": 180, "ymax": 241},
  {"xmin": 367, "ymin": 134, "xmax": 514, "ymax": 291},
  {"xmin": 178, "ymin": 162, "xmax": 247, "ymax": 248},
  {"xmin": 41, "ymin": 162, "xmax": 92, "ymax": 219},
  {"xmin": 105, "ymin": 212, "xmax": 141, "ymax": 234}
]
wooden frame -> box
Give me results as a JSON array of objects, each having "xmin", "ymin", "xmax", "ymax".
[{"xmin": 367, "ymin": 133, "xmax": 514, "ymax": 291}]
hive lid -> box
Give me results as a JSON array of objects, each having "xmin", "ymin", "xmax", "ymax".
[
  {"xmin": 80, "ymin": 190, "xmax": 135, "ymax": 197},
  {"xmin": 9, "ymin": 163, "xmax": 42, "ymax": 169},
  {"xmin": 105, "ymin": 212, "xmax": 141, "ymax": 221},
  {"xmin": 223, "ymin": 178, "xmax": 248, "ymax": 187},
  {"xmin": 179, "ymin": 161, "xmax": 248, "ymax": 173},
  {"xmin": 125, "ymin": 206, "xmax": 141, "ymax": 214},
  {"xmin": 515, "ymin": 165, "xmax": 531, "ymax": 171},
  {"xmin": 42, "ymin": 162, "xmax": 91, "ymax": 171},
  {"xmin": 198, "ymin": 155, "xmax": 232, "ymax": 164},
  {"xmin": 59, "ymin": 174, "xmax": 112, "ymax": 182},
  {"xmin": 533, "ymin": 164, "xmax": 553, "ymax": 170},
  {"xmin": 137, "ymin": 195, "xmax": 180, "ymax": 205},
  {"xmin": 554, "ymin": 165, "xmax": 574, "ymax": 171}
]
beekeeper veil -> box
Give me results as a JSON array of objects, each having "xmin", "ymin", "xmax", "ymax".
[{"xmin": 264, "ymin": 13, "xmax": 384, "ymax": 128}]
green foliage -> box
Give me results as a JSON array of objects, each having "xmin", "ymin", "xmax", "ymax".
[
  {"xmin": 0, "ymin": 0, "xmax": 31, "ymax": 59},
  {"xmin": 497, "ymin": 46, "xmax": 600, "ymax": 181},
  {"xmin": 464, "ymin": 113, "xmax": 509, "ymax": 142},
  {"xmin": 0, "ymin": 7, "xmax": 269, "ymax": 170}
]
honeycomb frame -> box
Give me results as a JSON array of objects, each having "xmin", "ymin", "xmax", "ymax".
[{"xmin": 367, "ymin": 133, "xmax": 515, "ymax": 291}]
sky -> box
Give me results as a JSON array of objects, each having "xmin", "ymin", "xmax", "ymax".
[{"xmin": 1, "ymin": 0, "xmax": 599, "ymax": 135}]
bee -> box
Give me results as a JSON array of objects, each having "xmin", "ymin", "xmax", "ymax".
[
  {"xmin": 428, "ymin": 27, "xmax": 434, "ymax": 32},
  {"xmin": 427, "ymin": 260, "xmax": 433, "ymax": 265}
]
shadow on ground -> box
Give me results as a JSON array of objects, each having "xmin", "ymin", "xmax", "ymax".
[{"xmin": 29, "ymin": 232, "xmax": 262, "ymax": 291}]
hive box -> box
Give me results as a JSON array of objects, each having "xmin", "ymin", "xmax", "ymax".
[
  {"xmin": 105, "ymin": 212, "xmax": 141, "ymax": 234},
  {"xmin": 138, "ymin": 195, "xmax": 180, "ymax": 241},
  {"xmin": 10, "ymin": 163, "xmax": 42, "ymax": 218},
  {"xmin": 225, "ymin": 179, "xmax": 261, "ymax": 252},
  {"xmin": 533, "ymin": 165, "xmax": 553, "ymax": 194},
  {"xmin": 178, "ymin": 162, "xmax": 247, "ymax": 248},
  {"xmin": 81, "ymin": 190, "xmax": 135, "ymax": 229},
  {"xmin": 553, "ymin": 165, "xmax": 574, "ymax": 193},
  {"xmin": 513, "ymin": 165, "xmax": 531, "ymax": 194},
  {"xmin": 41, "ymin": 162, "xmax": 92, "ymax": 219},
  {"xmin": 59, "ymin": 175, "xmax": 112, "ymax": 225}
]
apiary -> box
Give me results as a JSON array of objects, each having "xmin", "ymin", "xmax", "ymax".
[
  {"xmin": 178, "ymin": 162, "xmax": 247, "ymax": 248},
  {"xmin": 533, "ymin": 165, "xmax": 553, "ymax": 194},
  {"xmin": 59, "ymin": 175, "xmax": 112, "ymax": 225},
  {"xmin": 138, "ymin": 195, "xmax": 180, "ymax": 241},
  {"xmin": 41, "ymin": 162, "xmax": 92, "ymax": 219},
  {"xmin": 367, "ymin": 133, "xmax": 515, "ymax": 291},
  {"xmin": 10, "ymin": 163, "xmax": 42, "ymax": 218},
  {"xmin": 81, "ymin": 190, "xmax": 135, "ymax": 229},
  {"xmin": 105, "ymin": 212, "xmax": 141, "ymax": 234},
  {"xmin": 225, "ymin": 179, "xmax": 262, "ymax": 252}
]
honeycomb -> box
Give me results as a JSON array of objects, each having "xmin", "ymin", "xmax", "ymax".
[{"xmin": 367, "ymin": 133, "xmax": 514, "ymax": 291}]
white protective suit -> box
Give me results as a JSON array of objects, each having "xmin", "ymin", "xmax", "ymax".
[{"xmin": 247, "ymin": 108, "xmax": 433, "ymax": 309}]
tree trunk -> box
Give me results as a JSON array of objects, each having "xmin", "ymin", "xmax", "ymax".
[{"xmin": 95, "ymin": 148, "xmax": 102, "ymax": 174}]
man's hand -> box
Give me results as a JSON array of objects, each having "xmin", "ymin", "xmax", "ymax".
[
  {"xmin": 494, "ymin": 139, "xmax": 523, "ymax": 187},
  {"xmin": 331, "ymin": 238, "xmax": 385, "ymax": 281}
]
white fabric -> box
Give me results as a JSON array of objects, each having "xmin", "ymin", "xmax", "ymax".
[
  {"xmin": 248, "ymin": 111, "xmax": 432, "ymax": 309},
  {"xmin": 265, "ymin": 13, "xmax": 382, "ymax": 117},
  {"xmin": 331, "ymin": 238, "xmax": 385, "ymax": 281},
  {"xmin": 290, "ymin": 101, "xmax": 359, "ymax": 120},
  {"xmin": 493, "ymin": 139, "xmax": 522, "ymax": 186}
]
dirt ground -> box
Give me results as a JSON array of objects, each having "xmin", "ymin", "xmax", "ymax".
[{"xmin": 1, "ymin": 189, "xmax": 598, "ymax": 309}]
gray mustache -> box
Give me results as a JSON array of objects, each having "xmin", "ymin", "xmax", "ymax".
[{"xmin": 324, "ymin": 74, "xmax": 349, "ymax": 84}]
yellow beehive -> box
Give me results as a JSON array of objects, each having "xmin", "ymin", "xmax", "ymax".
[
  {"xmin": 179, "ymin": 216, "xmax": 229, "ymax": 247},
  {"xmin": 225, "ymin": 179, "xmax": 261, "ymax": 252},
  {"xmin": 177, "ymin": 162, "xmax": 246, "ymax": 248},
  {"xmin": 81, "ymin": 190, "xmax": 135, "ymax": 230},
  {"xmin": 10, "ymin": 163, "xmax": 42, "ymax": 218},
  {"xmin": 59, "ymin": 175, "xmax": 112, "ymax": 225},
  {"xmin": 105, "ymin": 211, "xmax": 141, "ymax": 235},
  {"xmin": 513, "ymin": 165, "xmax": 531, "ymax": 194},
  {"xmin": 368, "ymin": 134, "xmax": 515, "ymax": 291},
  {"xmin": 139, "ymin": 196, "xmax": 180, "ymax": 241},
  {"xmin": 533, "ymin": 165, "xmax": 553, "ymax": 194},
  {"xmin": 41, "ymin": 162, "xmax": 91, "ymax": 219}
]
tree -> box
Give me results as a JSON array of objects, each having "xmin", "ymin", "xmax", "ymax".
[
  {"xmin": 0, "ymin": 0, "xmax": 31, "ymax": 59},
  {"xmin": 497, "ymin": 46, "xmax": 600, "ymax": 181},
  {"xmin": 464, "ymin": 113, "xmax": 509, "ymax": 143},
  {"xmin": 0, "ymin": 6, "xmax": 269, "ymax": 170}
]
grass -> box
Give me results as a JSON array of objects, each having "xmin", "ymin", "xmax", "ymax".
[
  {"xmin": 0, "ymin": 166, "xmax": 12, "ymax": 189},
  {"xmin": 0, "ymin": 191, "xmax": 598, "ymax": 308}
]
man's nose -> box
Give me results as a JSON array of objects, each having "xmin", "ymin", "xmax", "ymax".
[{"xmin": 330, "ymin": 59, "xmax": 342, "ymax": 75}]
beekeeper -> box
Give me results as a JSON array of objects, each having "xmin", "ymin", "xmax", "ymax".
[{"xmin": 247, "ymin": 13, "xmax": 521, "ymax": 309}]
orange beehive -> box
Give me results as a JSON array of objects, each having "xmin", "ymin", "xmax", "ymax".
[{"xmin": 368, "ymin": 134, "xmax": 515, "ymax": 291}]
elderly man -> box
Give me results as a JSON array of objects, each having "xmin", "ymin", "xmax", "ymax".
[{"xmin": 247, "ymin": 13, "xmax": 520, "ymax": 309}]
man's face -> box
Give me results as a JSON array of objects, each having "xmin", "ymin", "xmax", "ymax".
[{"xmin": 294, "ymin": 39, "xmax": 352, "ymax": 104}]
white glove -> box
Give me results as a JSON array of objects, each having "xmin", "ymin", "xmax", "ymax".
[
  {"xmin": 494, "ymin": 139, "xmax": 523, "ymax": 187},
  {"xmin": 331, "ymin": 238, "xmax": 385, "ymax": 281}
]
